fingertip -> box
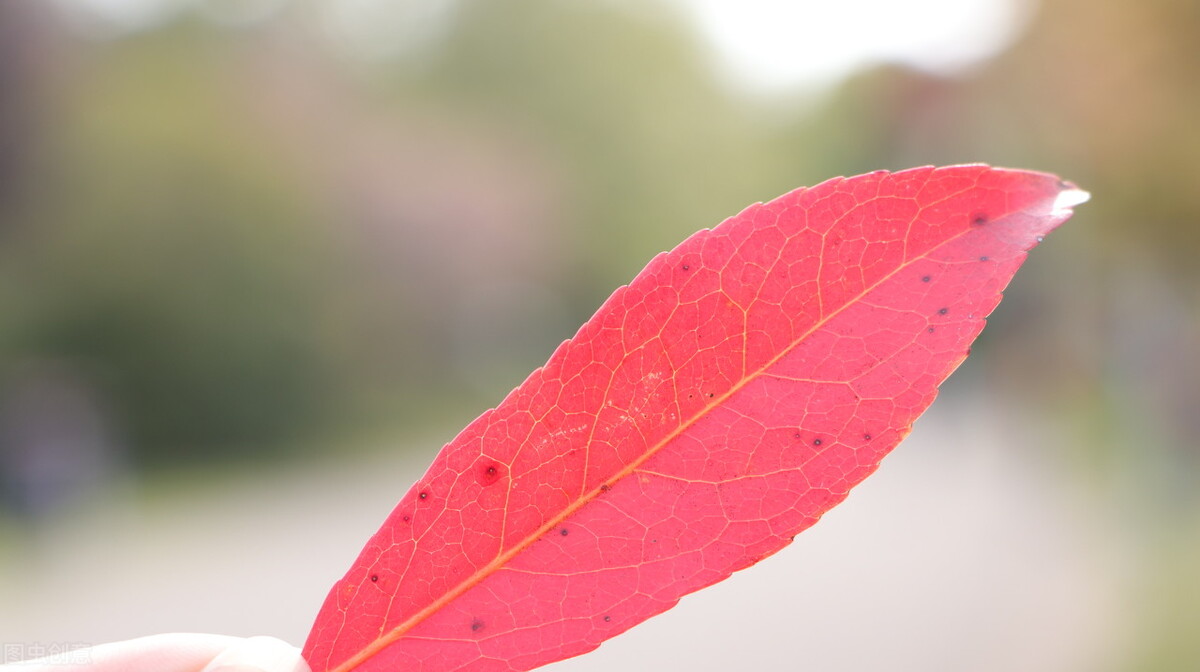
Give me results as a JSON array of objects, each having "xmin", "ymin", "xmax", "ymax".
[{"xmin": 201, "ymin": 636, "xmax": 310, "ymax": 672}]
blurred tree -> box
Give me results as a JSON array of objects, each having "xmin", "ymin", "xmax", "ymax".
[
  {"xmin": 410, "ymin": 0, "xmax": 783, "ymax": 295},
  {"xmin": 0, "ymin": 2, "xmax": 48, "ymax": 229},
  {"xmin": 0, "ymin": 22, "xmax": 348, "ymax": 466},
  {"xmin": 961, "ymin": 0, "xmax": 1200, "ymax": 475}
]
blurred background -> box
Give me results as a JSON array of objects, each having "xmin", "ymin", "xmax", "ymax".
[{"xmin": 0, "ymin": 0, "xmax": 1196, "ymax": 669}]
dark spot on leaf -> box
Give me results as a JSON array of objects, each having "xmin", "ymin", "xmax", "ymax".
[
  {"xmin": 938, "ymin": 307, "xmax": 949, "ymax": 315},
  {"xmin": 471, "ymin": 618, "xmax": 484, "ymax": 632},
  {"xmin": 706, "ymin": 392, "xmax": 714, "ymax": 398},
  {"xmin": 652, "ymin": 539, "xmax": 658, "ymax": 543},
  {"xmin": 921, "ymin": 275, "xmax": 931, "ymax": 283},
  {"xmin": 478, "ymin": 462, "xmax": 503, "ymax": 486},
  {"xmin": 682, "ymin": 264, "xmax": 690, "ymax": 271},
  {"xmin": 863, "ymin": 433, "xmax": 872, "ymax": 441},
  {"xmin": 560, "ymin": 528, "xmax": 569, "ymax": 536},
  {"xmin": 604, "ymin": 615, "xmax": 612, "ymax": 622},
  {"xmin": 980, "ymin": 255, "xmax": 989, "ymax": 261},
  {"xmin": 600, "ymin": 484, "xmax": 610, "ymax": 492},
  {"xmin": 972, "ymin": 212, "xmax": 989, "ymax": 225},
  {"xmin": 813, "ymin": 438, "xmax": 822, "ymax": 446},
  {"xmin": 793, "ymin": 432, "xmax": 801, "ymax": 439},
  {"xmin": 370, "ymin": 574, "xmax": 379, "ymax": 582},
  {"xmin": 402, "ymin": 515, "xmax": 410, "ymax": 523},
  {"xmin": 419, "ymin": 491, "xmax": 429, "ymax": 500},
  {"xmin": 928, "ymin": 327, "xmax": 936, "ymax": 333}
]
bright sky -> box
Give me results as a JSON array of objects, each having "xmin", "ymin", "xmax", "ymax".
[
  {"xmin": 668, "ymin": 0, "xmax": 1033, "ymax": 92},
  {"xmin": 56, "ymin": 0, "xmax": 1034, "ymax": 93}
]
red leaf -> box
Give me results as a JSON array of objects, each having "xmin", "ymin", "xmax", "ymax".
[{"xmin": 303, "ymin": 165, "xmax": 1087, "ymax": 672}]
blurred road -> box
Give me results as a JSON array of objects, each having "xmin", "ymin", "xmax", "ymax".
[{"xmin": 0, "ymin": 394, "xmax": 1128, "ymax": 671}]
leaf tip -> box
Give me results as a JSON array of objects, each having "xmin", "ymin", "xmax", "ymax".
[{"xmin": 1053, "ymin": 182, "xmax": 1090, "ymax": 213}]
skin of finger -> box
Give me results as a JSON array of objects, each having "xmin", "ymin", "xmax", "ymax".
[
  {"xmin": 0, "ymin": 633, "xmax": 242, "ymax": 672},
  {"xmin": 200, "ymin": 635, "xmax": 311, "ymax": 672}
]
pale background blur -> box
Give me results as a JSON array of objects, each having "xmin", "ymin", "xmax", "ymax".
[{"xmin": 0, "ymin": 0, "xmax": 1197, "ymax": 670}]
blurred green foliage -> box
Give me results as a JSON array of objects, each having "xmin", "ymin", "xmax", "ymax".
[
  {"xmin": 0, "ymin": 0, "xmax": 1195, "ymax": 470},
  {"xmin": 0, "ymin": 0, "xmax": 1196, "ymax": 475},
  {"xmin": 1, "ymin": 25, "xmax": 346, "ymax": 461}
]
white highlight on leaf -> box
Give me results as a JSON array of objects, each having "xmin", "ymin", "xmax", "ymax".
[{"xmin": 1054, "ymin": 187, "xmax": 1091, "ymax": 213}]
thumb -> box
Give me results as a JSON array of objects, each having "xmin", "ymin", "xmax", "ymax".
[{"xmin": 200, "ymin": 636, "xmax": 310, "ymax": 672}]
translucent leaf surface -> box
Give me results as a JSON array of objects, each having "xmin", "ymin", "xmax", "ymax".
[{"xmin": 303, "ymin": 165, "xmax": 1087, "ymax": 672}]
